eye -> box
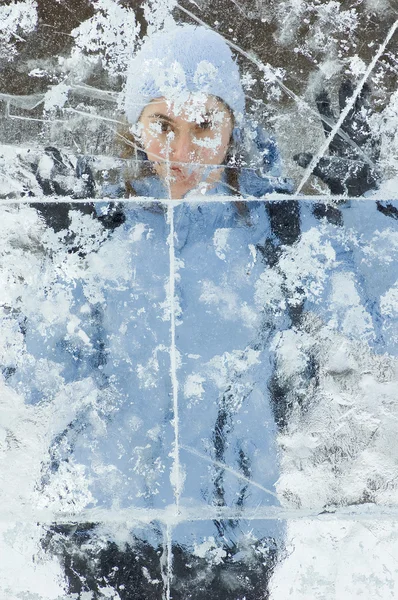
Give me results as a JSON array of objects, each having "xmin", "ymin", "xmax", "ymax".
[
  {"xmin": 197, "ymin": 119, "xmax": 212, "ymax": 131},
  {"xmin": 159, "ymin": 120, "xmax": 173, "ymax": 134}
]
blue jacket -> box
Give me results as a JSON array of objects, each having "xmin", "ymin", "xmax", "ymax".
[
  {"xmin": 4, "ymin": 140, "xmax": 398, "ymax": 539},
  {"xmin": 2, "ymin": 138, "xmax": 292, "ymax": 553}
]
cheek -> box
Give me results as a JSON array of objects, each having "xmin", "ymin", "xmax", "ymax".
[
  {"xmin": 142, "ymin": 133, "xmax": 162, "ymax": 159},
  {"xmin": 199, "ymin": 131, "xmax": 230, "ymax": 164},
  {"xmin": 140, "ymin": 125, "xmax": 169, "ymax": 159}
]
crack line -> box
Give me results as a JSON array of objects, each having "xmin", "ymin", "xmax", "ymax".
[
  {"xmin": 175, "ymin": 2, "xmax": 377, "ymax": 166},
  {"xmin": 181, "ymin": 443, "xmax": 278, "ymax": 499},
  {"xmin": 165, "ymin": 143, "xmax": 182, "ymax": 514},
  {"xmin": 294, "ymin": 19, "xmax": 398, "ymax": 194}
]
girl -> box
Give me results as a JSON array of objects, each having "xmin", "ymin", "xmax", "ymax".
[
  {"xmin": 6, "ymin": 20, "xmax": 398, "ymax": 600},
  {"xmin": 6, "ymin": 23, "xmax": 297, "ymax": 600},
  {"xmin": 111, "ymin": 23, "xmax": 292, "ymax": 201}
]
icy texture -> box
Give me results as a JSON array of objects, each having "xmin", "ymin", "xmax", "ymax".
[
  {"xmin": 0, "ymin": 199, "xmax": 397, "ymax": 599},
  {"xmin": 1, "ymin": 0, "xmax": 398, "ymax": 598},
  {"xmin": 0, "ymin": 0, "xmax": 37, "ymax": 62}
]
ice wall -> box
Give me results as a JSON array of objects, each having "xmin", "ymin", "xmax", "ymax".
[{"xmin": 1, "ymin": 1, "xmax": 398, "ymax": 599}]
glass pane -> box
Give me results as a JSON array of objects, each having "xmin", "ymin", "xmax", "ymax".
[
  {"xmin": 171, "ymin": 519, "xmax": 282, "ymax": 600},
  {"xmin": 2, "ymin": 0, "xmax": 398, "ymax": 598},
  {"xmin": 0, "ymin": 202, "xmax": 174, "ymax": 514},
  {"xmin": 174, "ymin": 200, "xmax": 281, "ymax": 510},
  {"xmin": 270, "ymin": 518, "xmax": 398, "ymax": 599},
  {"xmin": 1, "ymin": 520, "xmax": 165, "ymax": 598}
]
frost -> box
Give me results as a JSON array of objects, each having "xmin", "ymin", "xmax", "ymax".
[
  {"xmin": 28, "ymin": 67, "xmax": 48, "ymax": 78},
  {"xmin": 347, "ymin": 54, "xmax": 367, "ymax": 77},
  {"xmin": 270, "ymin": 520, "xmax": 398, "ymax": 599},
  {"xmin": 143, "ymin": 0, "xmax": 177, "ymax": 36},
  {"xmin": 255, "ymin": 269, "xmax": 286, "ymax": 313},
  {"xmin": 71, "ymin": 0, "xmax": 140, "ymax": 77},
  {"xmin": 276, "ymin": 318, "xmax": 398, "ymax": 509},
  {"xmin": 183, "ymin": 373, "xmax": 205, "ymax": 401},
  {"xmin": 200, "ymin": 280, "xmax": 258, "ymax": 327},
  {"xmin": 1, "ymin": 0, "xmax": 398, "ymax": 597},
  {"xmin": 275, "ymin": 0, "xmax": 359, "ymax": 57},
  {"xmin": 0, "ymin": 0, "xmax": 37, "ymax": 62},
  {"xmin": 278, "ymin": 227, "xmax": 337, "ymax": 306},
  {"xmin": 193, "ymin": 536, "xmax": 227, "ymax": 564},
  {"xmin": 136, "ymin": 345, "xmax": 167, "ymax": 389},
  {"xmin": 0, "ymin": 524, "xmax": 66, "ymax": 599},
  {"xmin": 328, "ymin": 272, "xmax": 374, "ymax": 340},
  {"xmin": 36, "ymin": 461, "xmax": 95, "ymax": 512},
  {"xmin": 380, "ymin": 283, "xmax": 398, "ymax": 317},
  {"xmin": 213, "ymin": 228, "xmax": 230, "ymax": 261},
  {"xmin": 206, "ymin": 348, "xmax": 261, "ymax": 392},
  {"xmin": 43, "ymin": 83, "xmax": 70, "ymax": 113},
  {"xmin": 97, "ymin": 586, "xmax": 122, "ymax": 599},
  {"xmin": 371, "ymin": 90, "xmax": 398, "ymax": 179},
  {"xmin": 271, "ymin": 328, "xmax": 310, "ymax": 382}
]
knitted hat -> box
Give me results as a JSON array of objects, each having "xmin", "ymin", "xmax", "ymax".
[{"xmin": 124, "ymin": 24, "xmax": 245, "ymax": 125}]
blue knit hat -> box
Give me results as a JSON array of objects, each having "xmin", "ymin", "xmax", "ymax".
[{"xmin": 124, "ymin": 24, "xmax": 245, "ymax": 125}]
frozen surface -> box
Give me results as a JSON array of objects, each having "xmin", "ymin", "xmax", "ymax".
[
  {"xmin": 0, "ymin": 198, "xmax": 398, "ymax": 599},
  {"xmin": 1, "ymin": 0, "xmax": 398, "ymax": 598}
]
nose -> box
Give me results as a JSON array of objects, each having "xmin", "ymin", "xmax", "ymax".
[{"xmin": 170, "ymin": 131, "xmax": 195, "ymax": 164}]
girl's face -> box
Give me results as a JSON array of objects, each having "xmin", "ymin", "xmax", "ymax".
[{"xmin": 137, "ymin": 95, "xmax": 234, "ymax": 199}]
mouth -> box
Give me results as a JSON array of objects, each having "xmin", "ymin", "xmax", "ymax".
[{"xmin": 169, "ymin": 165, "xmax": 196, "ymax": 182}]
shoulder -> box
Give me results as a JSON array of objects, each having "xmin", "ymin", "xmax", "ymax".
[
  {"xmin": 238, "ymin": 123, "xmax": 294, "ymax": 198},
  {"xmin": 239, "ymin": 170, "xmax": 293, "ymax": 197}
]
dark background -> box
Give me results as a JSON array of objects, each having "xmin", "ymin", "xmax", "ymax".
[{"xmin": 1, "ymin": 0, "xmax": 397, "ymax": 189}]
